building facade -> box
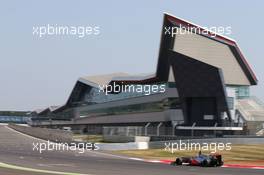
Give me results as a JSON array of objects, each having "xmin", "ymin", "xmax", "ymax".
[{"xmin": 31, "ymin": 13, "xmax": 258, "ymax": 136}]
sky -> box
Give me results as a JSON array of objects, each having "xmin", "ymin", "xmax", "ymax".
[{"xmin": 0, "ymin": 0, "xmax": 263, "ymax": 111}]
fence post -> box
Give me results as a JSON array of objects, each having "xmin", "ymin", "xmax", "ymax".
[
  {"xmin": 157, "ymin": 122, "xmax": 163, "ymax": 136},
  {"xmin": 191, "ymin": 122, "xmax": 196, "ymax": 137},
  {"xmin": 145, "ymin": 123, "xmax": 151, "ymax": 136},
  {"xmin": 214, "ymin": 123, "xmax": 218, "ymax": 136},
  {"xmin": 172, "ymin": 122, "xmax": 178, "ymax": 136}
]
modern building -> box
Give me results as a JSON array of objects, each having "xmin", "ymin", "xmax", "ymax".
[
  {"xmin": 0, "ymin": 111, "xmax": 30, "ymax": 124},
  {"xmin": 31, "ymin": 13, "xmax": 263, "ymax": 136}
]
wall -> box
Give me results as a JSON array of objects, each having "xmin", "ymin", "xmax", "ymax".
[{"xmin": 8, "ymin": 124, "xmax": 73, "ymax": 143}]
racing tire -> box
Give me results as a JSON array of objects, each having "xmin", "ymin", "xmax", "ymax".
[
  {"xmin": 201, "ymin": 160, "xmax": 208, "ymax": 167},
  {"xmin": 175, "ymin": 158, "xmax": 182, "ymax": 165}
]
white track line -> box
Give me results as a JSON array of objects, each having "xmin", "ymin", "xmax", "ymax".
[
  {"xmin": 4, "ymin": 125, "xmax": 133, "ymax": 160},
  {"xmin": 0, "ymin": 162, "xmax": 92, "ymax": 175}
]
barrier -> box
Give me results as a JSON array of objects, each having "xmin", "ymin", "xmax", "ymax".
[
  {"xmin": 8, "ymin": 124, "xmax": 264, "ymax": 151},
  {"xmin": 8, "ymin": 124, "xmax": 73, "ymax": 143}
]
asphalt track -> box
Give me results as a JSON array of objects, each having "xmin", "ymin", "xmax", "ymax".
[{"xmin": 0, "ymin": 125, "xmax": 264, "ymax": 175}]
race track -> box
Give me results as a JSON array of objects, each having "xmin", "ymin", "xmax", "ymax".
[{"xmin": 0, "ymin": 125, "xmax": 263, "ymax": 175}]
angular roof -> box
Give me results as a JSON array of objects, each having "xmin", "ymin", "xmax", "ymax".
[
  {"xmin": 78, "ymin": 72, "xmax": 156, "ymax": 87},
  {"xmin": 156, "ymin": 13, "xmax": 257, "ymax": 85},
  {"xmin": 52, "ymin": 13, "xmax": 258, "ymax": 114},
  {"xmin": 79, "ymin": 72, "xmax": 130, "ymax": 87},
  {"xmin": 32, "ymin": 108, "xmax": 46, "ymax": 114},
  {"xmin": 34, "ymin": 105, "xmax": 61, "ymax": 115},
  {"xmin": 111, "ymin": 73, "xmax": 156, "ymax": 82}
]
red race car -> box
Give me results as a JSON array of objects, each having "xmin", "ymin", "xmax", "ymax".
[{"xmin": 170, "ymin": 151, "xmax": 223, "ymax": 167}]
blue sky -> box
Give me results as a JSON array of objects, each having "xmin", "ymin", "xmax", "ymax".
[{"xmin": 0, "ymin": 0, "xmax": 263, "ymax": 110}]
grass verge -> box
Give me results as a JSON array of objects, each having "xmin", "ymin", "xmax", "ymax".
[
  {"xmin": 73, "ymin": 134, "xmax": 103, "ymax": 143},
  {"xmin": 113, "ymin": 144, "xmax": 264, "ymax": 166}
]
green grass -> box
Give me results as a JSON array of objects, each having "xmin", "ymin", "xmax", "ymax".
[
  {"xmin": 73, "ymin": 134, "xmax": 103, "ymax": 143},
  {"xmin": 113, "ymin": 144, "xmax": 264, "ymax": 165}
]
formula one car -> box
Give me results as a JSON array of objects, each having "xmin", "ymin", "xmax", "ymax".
[{"xmin": 170, "ymin": 152, "xmax": 223, "ymax": 167}]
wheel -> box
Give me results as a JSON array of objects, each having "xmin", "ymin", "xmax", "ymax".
[
  {"xmin": 201, "ymin": 160, "xmax": 208, "ymax": 167},
  {"xmin": 210, "ymin": 159, "xmax": 217, "ymax": 167},
  {"xmin": 175, "ymin": 158, "xmax": 182, "ymax": 165}
]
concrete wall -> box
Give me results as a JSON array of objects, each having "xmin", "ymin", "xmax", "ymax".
[
  {"xmin": 7, "ymin": 124, "xmax": 264, "ymax": 151},
  {"xmin": 103, "ymin": 135, "xmax": 151, "ymax": 143},
  {"xmin": 97, "ymin": 142, "xmax": 149, "ymax": 150},
  {"xmin": 93, "ymin": 137, "xmax": 264, "ymax": 151},
  {"xmin": 149, "ymin": 137, "xmax": 264, "ymax": 149},
  {"xmin": 8, "ymin": 124, "xmax": 73, "ymax": 143},
  {"xmin": 103, "ymin": 135, "xmax": 135, "ymax": 143},
  {"xmin": 99, "ymin": 137, "xmax": 264, "ymax": 150}
]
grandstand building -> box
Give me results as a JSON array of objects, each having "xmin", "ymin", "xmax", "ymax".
[{"xmin": 31, "ymin": 13, "xmax": 263, "ymax": 136}]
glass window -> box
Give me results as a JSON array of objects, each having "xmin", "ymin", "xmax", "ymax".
[
  {"xmin": 227, "ymin": 97, "xmax": 234, "ymax": 109},
  {"xmin": 227, "ymin": 85, "xmax": 250, "ymax": 99},
  {"xmin": 79, "ymin": 97, "xmax": 180, "ymax": 117},
  {"xmin": 236, "ymin": 86, "xmax": 250, "ymax": 98},
  {"xmin": 80, "ymin": 82, "xmax": 177, "ymax": 105}
]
